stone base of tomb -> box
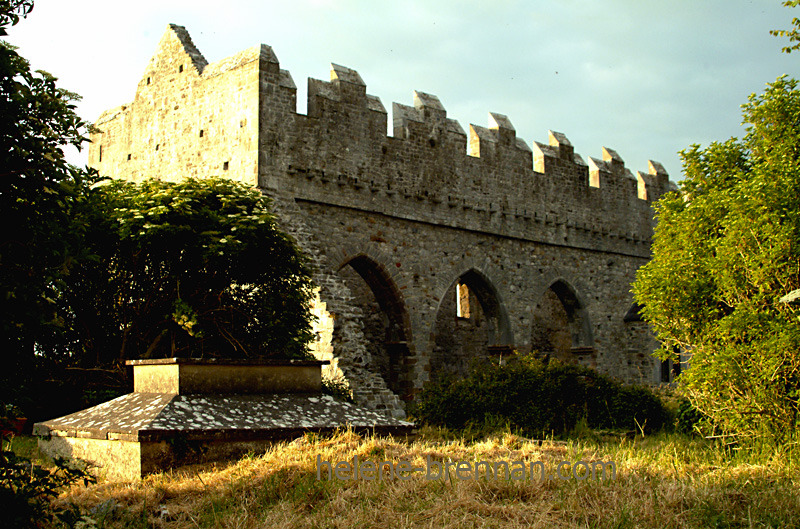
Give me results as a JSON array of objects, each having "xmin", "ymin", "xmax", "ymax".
[{"xmin": 34, "ymin": 358, "xmax": 415, "ymax": 480}]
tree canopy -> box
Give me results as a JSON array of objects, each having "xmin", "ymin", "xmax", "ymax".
[
  {"xmin": 770, "ymin": 0, "xmax": 800, "ymax": 53},
  {"xmin": 49, "ymin": 178, "xmax": 316, "ymax": 365},
  {"xmin": 1, "ymin": 1, "xmax": 316, "ymax": 416},
  {"xmin": 633, "ymin": 76, "xmax": 800, "ymax": 451},
  {"xmin": 0, "ymin": 0, "xmax": 97, "ymax": 404}
]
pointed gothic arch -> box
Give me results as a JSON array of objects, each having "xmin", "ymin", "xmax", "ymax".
[
  {"xmin": 336, "ymin": 254, "xmax": 414, "ymax": 401},
  {"xmin": 531, "ymin": 279, "xmax": 593, "ymax": 360},
  {"xmin": 429, "ymin": 268, "xmax": 512, "ymax": 380}
]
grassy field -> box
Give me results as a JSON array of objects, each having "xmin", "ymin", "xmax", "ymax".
[{"xmin": 12, "ymin": 428, "xmax": 800, "ymax": 529}]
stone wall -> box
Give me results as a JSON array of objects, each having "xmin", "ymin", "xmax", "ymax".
[{"xmin": 88, "ymin": 25, "xmax": 674, "ymax": 417}]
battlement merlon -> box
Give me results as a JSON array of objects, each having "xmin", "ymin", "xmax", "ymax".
[
  {"xmin": 636, "ymin": 160, "xmax": 671, "ymax": 201},
  {"xmin": 589, "ymin": 149, "xmax": 634, "ymax": 192},
  {"xmin": 392, "ymin": 91, "xmax": 466, "ymax": 149},
  {"xmin": 308, "ymin": 63, "xmax": 386, "ymax": 119},
  {"xmin": 488, "ymin": 112, "xmax": 516, "ymax": 145},
  {"xmin": 550, "ymin": 130, "xmax": 574, "ymax": 160},
  {"xmin": 330, "ymin": 63, "xmax": 367, "ymax": 104},
  {"xmin": 414, "ymin": 91, "xmax": 447, "ymax": 122},
  {"xmin": 468, "ymin": 113, "xmax": 532, "ymax": 166},
  {"xmin": 532, "ymin": 131, "xmax": 586, "ymax": 174}
]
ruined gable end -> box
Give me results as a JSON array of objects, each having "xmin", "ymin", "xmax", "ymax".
[
  {"xmin": 138, "ymin": 24, "xmax": 208, "ymax": 94},
  {"xmin": 90, "ymin": 24, "xmax": 262, "ymax": 186}
]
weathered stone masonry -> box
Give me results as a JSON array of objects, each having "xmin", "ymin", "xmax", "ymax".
[{"xmin": 89, "ymin": 25, "xmax": 676, "ymax": 418}]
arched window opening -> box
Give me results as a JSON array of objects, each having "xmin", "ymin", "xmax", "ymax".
[
  {"xmin": 336, "ymin": 255, "xmax": 413, "ymax": 401},
  {"xmin": 530, "ymin": 280, "xmax": 593, "ymax": 363},
  {"xmin": 431, "ymin": 269, "xmax": 511, "ymax": 381}
]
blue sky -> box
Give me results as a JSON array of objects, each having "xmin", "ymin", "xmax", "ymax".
[{"xmin": 6, "ymin": 0, "xmax": 798, "ymax": 179}]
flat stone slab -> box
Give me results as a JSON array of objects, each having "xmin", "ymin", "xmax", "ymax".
[{"xmin": 34, "ymin": 392, "xmax": 415, "ymax": 442}]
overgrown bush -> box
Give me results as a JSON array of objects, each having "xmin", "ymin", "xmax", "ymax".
[
  {"xmin": 1, "ymin": 413, "xmax": 95, "ymax": 528},
  {"xmin": 8, "ymin": 359, "xmax": 130, "ymax": 424},
  {"xmin": 675, "ymin": 397, "xmax": 705, "ymax": 436},
  {"xmin": 49, "ymin": 178, "xmax": 316, "ymax": 365},
  {"xmin": 411, "ymin": 355, "xmax": 669, "ymax": 437},
  {"xmin": 632, "ymin": 75, "xmax": 800, "ymax": 451}
]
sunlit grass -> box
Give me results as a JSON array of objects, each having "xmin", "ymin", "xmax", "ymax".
[{"xmin": 17, "ymin": 427, "xmax": 794, "ymax": 528}]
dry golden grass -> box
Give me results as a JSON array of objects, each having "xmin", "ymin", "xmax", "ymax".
[{"xmin": 42, "ymin": 428, "xmax": 800, "ymax": 528}]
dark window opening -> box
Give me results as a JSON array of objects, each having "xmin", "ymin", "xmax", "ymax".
[
  {"xmin": 199, "ymin": 129, "xmax": 204, "ymax": 138},
  {"xmin": 146, "ymin": 77, "xmax": 151, "ymax": 85},
  {"xmin": 127, "ymin": 153, "xmax": 131, "ymax": 161},
  {"xmin": 660, "ymin": 360, "xmax": 670, "ymax": 383},
  {"xmin": 155, "ymin": 144, "xmax": 159, "ymax": 151},
  {"xmin": 98, "ymin": 145, "xmax": 102, "ymax": 162},
  {"xmin": 223, "ymin": 161, "xmax": 229, "ymax": 171},
  {"xmin": 623, "ymin": 303, "xmax": 644, "ymax": 322},
  {"xmin": 661, "ymin": 349, "xmax": 683, "ymax": 383},
  {"xmin": 179, "ymin": 65, "xmax": 184, "ymax": 73}
]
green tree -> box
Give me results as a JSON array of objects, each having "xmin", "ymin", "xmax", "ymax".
[
  {"xmin": 770, "ymin": 1, "xmax": 800, "ymax": 53},
  {"xmin": 0, "ymin": 0, "xmax": 33, "ymax": 34},
  {"xmin": 633, "ymin": 76, "xmax": 800, "ymax": 451},
  {"xmin": 0, "ymin": 0, "xmax": 97, "ymax": 405},
  {"xmin": 48, "ymin": 178, "xmax": 315, "ymax": 365}
]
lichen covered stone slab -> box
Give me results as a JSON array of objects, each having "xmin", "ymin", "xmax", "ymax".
[{"xmin": 34, "ymin": 392, "xmax": 413, "ymax": 442}]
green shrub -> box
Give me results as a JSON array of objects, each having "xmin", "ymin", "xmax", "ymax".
[
  {"xmin": 632, "ymin": 75, "xmax": 800, "ymax": 452},
  {"xmin": 1, "ymin": 413, "xmax": 95, "ymax": 528},
  {"xmin": 321, "ymin": 376, "xmax": 354, "ymax": 403},
  {"xmin": 675, "ymin": 397, "xmax": 705, "ymax": 436},
  {"xmin": 12, "ymin": 361, "xmax": 130, "ymax": 423},
  {"xmin": 411, "ymin": 355, "xmax": 669, "ymax": 437}
]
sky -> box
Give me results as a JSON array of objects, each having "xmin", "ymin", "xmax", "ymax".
[{"xmin": 5, "ymin": 0, "xmax": 799, "ymax": 180}]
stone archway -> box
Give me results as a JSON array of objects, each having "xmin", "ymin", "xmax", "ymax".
[
  {"xmin": 336, "ymin": 254, "xmax": 414, "ymax": 401},
  {"xmin": 530, "ymin": 279, "xmax": 593, "ymax": 362},
  {"xmin": 429, "ymin": 268, "xmax": 512, "ymax": 381}
]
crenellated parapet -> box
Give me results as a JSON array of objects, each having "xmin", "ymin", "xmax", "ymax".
[{"xmin": 89, "ymin": 24, "xmax": 676, "ymax": 258}]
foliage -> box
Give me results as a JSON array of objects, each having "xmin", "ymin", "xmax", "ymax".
[
  {"xmin": 675, "ymin": 397, "xmax": 704, "ymax": 436},
  {"xmin": 770, "ymin": 1, "xmax": 800, "ymax": 53},
  {"xmin": 1, "ymin": 414, "xmax": 95, "ymax": 528},
  {"xmin": 47, "ymin": 178, "xmax": 316, "ymax": 364},
  {"xmin": 411, "ymin": 355, "xmax": 669, "ymax": 437},
  {"xmin": 0, "ymin": 0, "xmax": 98, "ymax": 407},
  {"xmin": 633, "ymin": 76, "xmax": 800, "ymax": 450},
  {"xmin": 321, "ymin": 375, "xmax": 354, "ymax": 403},
  {"xmin": 19, "ymin": 362, "xmax": 130, "ymax": 423},
  {"xmin": 0, "ymin": 1, "xmax": 33, "ymax": 35}
]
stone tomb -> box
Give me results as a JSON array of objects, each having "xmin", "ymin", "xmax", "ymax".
[{"xmin": 34, "ymin": 358, "xmax": 414, "ymax": 481}]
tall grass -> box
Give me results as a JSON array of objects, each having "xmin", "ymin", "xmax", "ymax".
[{"xmin": 36, "ymin": 428, "xmax": 800, "ymax": 529}]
